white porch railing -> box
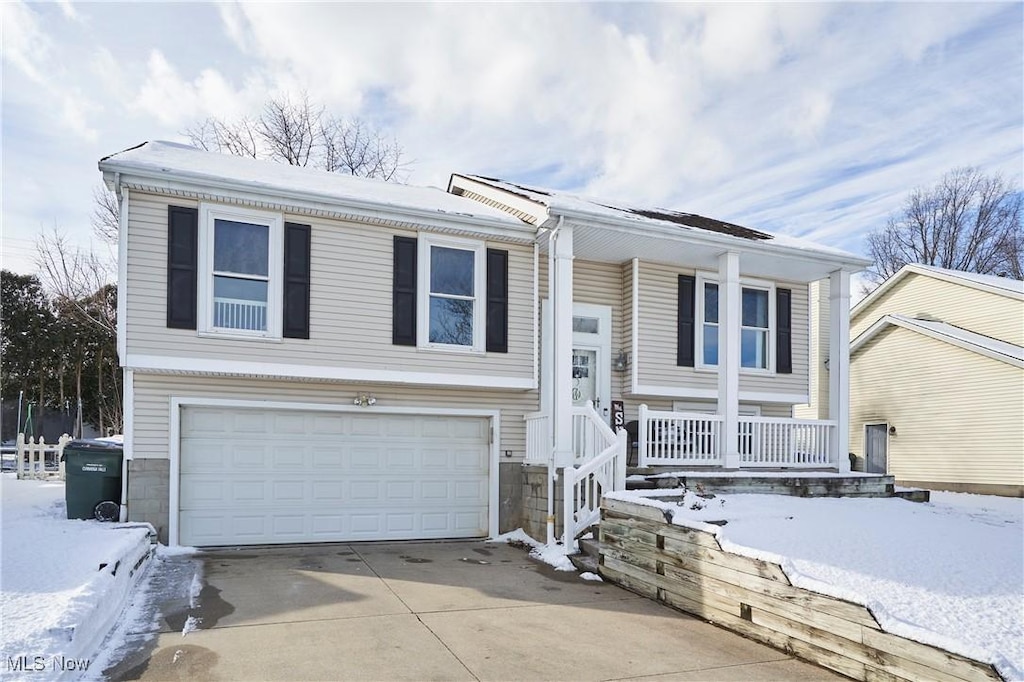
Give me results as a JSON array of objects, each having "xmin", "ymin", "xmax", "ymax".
[
  {"xmin": 524, "ymin": 412, "xmax": 550, "ymax": 464},
  {"xmin": 638, "ymin": 405, "xmax": 723, "ymax": 467},
  {"xmin": 563, "ymin": 402, "xmax": 627, "ymax": 552},
  {"xmin": 739, "ymin": 417, "xmax": 836, "ymax": 468},
  {"xmin": 213, "ymin": 297, "xmax": 267, "ymax": 331},
  {"xmin": 15, "ymin": 433, "xmax": 71, "ymax": 480}
]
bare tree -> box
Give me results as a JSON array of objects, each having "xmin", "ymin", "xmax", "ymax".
[
  {"xmin": 35, "ymin": 227, "xmax": 116, "ymax": 336},
  {"xmin": 91, "ymin": 186, "xmax": 120, "ymax": 245},
  {"xmin": 182, "ymin": 91, "xmax": 408, "ymax": 181},
  {"xmin": 866, "ymin": 167, "xmax": 1023, "ymax": 285}
]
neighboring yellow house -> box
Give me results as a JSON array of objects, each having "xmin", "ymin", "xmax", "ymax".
[{"xmin": 800, "ymin": 264, "xmax": 1024, "ymax": 496}]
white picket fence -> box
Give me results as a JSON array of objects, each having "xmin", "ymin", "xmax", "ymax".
[{"xmin": 14, "ymin": 433, "xmax": 71, "ymax": 480}]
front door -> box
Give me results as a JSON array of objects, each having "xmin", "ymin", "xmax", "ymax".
[{"xmin": 865, "ymin": 423, "xmax": 888, "ymax": 474}]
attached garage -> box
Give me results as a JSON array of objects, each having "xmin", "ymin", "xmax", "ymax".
[{"xmin": 174, "ymin": 404, "xmax": 494, "ymax": 547}]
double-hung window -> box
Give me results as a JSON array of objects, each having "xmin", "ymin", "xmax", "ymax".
[
  {"xmin": 418, "ymin": 236, "xmax": 485, "ymax": 351},
  {"xmin": 697, "ymin": 276, "xmax": 774, "ymax": 372},
  {"xmin": 198, "ymin": 205, "xmax": 283, "ymax": 338},
  {"xmin": 740, "ymin": 287, "xmax": 770, "ymax": 369}
]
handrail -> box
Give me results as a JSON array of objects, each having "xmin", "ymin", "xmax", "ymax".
[{"xmin": 562, "ymin": 402, "xmax": 627, "ymax": 552}]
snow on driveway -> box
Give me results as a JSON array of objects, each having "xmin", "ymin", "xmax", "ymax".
[
  {"xmin": 608, "ymin": 489, "xmax": 1024, "ymax": 681},
  {"xmin": 1, "ymin": 474, "xmax": 154, "ymax": 679}
]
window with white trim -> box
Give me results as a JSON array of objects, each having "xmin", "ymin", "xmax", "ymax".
[
  {"xmin": 198, "ymin": 204, "xmax": 283, "ymax": 338},
  {"xmin": 418, "ymin": 235, "xmax": 485, "ymax": 351},
  {"xmin": 697, "ymin": 276, "xmax": 775, "ymax": 372}
]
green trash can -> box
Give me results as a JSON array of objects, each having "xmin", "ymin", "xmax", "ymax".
[{"xmin": 63, "ymin": 439, "xmax": 123, "ymax": 521}]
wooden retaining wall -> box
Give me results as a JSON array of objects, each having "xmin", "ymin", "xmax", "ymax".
[{"xmin": 599, "ymin": 498, "xmax": 1002, "ymax": 682}]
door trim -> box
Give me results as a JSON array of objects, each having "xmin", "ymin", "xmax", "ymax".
[
  {"xmin": 167, "ymin": 396, "xmax": 500, "ymax": 547},
  {"xmin": 541, "ymin": 301, "xmax": 612, "ymax": 417}
]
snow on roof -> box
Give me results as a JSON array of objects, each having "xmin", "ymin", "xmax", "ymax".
[
  {"xmin": 852, "ymin": 313, "xmax": 1024, "ymax": 367},
  {"xmin": 454, "ymin": 174, "xmax": 867, "ymax": 262},
  {"xmin": 100, "ymin": 141, "xmax": 525, "ymax": 228},
  {"xmin": 905, "ymin": 263, "xmax": 1024, "ymax": 296}
]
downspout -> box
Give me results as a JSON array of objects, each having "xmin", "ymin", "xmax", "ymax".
[
  {"xmin": 545, "ymin": 216, "xmax": 563, "ymax": 547},
  {"xmin": 114, "ymin": 176, "xmax": 132, "ymax": 522}
]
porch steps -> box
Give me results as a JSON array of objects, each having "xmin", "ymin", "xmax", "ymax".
[
  {"xmin": 893, "ymin": 487, "xmax": 931, "ymax": 503},
  {"xmin": 569, "ymin": 536, "xmax": 601, "ymax": 574}
]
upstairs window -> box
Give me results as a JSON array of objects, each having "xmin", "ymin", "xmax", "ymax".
[
  {"xmin": 697, "ymin": 277, "xmax": 774, "ymax": 372},
  {"xmin": 417, "ymin": 236, "xmax": 485, "ymax": 351},
  {"xmin": 702, "ymin": 283, "xmax": 719, "ymax": 365},
  {"xmin": 198, "ymin": 205, "xmax": 283, "ymax": 338},
  {"xmin": 213, "ymin": 219, "xmax": 270, "ymax": 331},
  {"xmin": 741, "ymin": 287, "xmax": 770, "ymax": 369}
]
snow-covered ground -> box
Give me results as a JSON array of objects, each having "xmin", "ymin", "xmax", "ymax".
[
  {"xmin": 606, "ymin": 488, "xmax": 1024, "ymax": 681},
  {"xmin": 1, "ymin": 474, "xmax": 154, "ymax": 680}
]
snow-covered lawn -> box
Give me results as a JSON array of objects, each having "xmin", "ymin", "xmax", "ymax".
[
  {"xmin": 606, "ymin": 488, "xmax": 1024, "ymax": 681},
  {"xmin": 1, "ymin": 474, "xmax": 154, "ymax": 679}
]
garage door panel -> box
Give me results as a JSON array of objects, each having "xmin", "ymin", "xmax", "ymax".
[{"xmin": 179, "ymin": 407, "xmax": 490, "ymax": 546}]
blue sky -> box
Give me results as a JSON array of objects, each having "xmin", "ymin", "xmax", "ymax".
[{"xmin": 2, "ymin": 2, "xmax": 1021, "ymax": 281}]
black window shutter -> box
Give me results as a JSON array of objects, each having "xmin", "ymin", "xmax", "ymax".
[
  {"xmin": 283, "ymin": 222, "xmax": 311, "ymax": 339},
  {"xmin": 166, "ymin": 206, "xmax": 198, "ymax": 330},
  {"xmin": 392, "ymin": 236, "xmax": 417, "ymax": 345},
  {"xmin": 777, "ymin": 288, "xmax": 792, "ymax": 374},
  {"xmin": 677, "ymin": 275, "xmax": 696, "ymax": 366},
  {"xmin": 486, "ymin": 249, "xmax": 509, "ymax": 353}
]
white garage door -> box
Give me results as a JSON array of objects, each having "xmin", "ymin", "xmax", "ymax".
[{"xmin": 178, "ymin": 407, "xmax": 490, "ymax": 546}]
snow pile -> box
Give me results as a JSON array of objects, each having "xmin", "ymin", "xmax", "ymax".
[
  {"xmin": 488, "ymin": 528, "xmax": 579, "ymax": 572},
  {"xmin": 1, "ymin": 474, "xmax": 155, "ymax": 680},
  {"xmin": 606, "ymin": 489, "xmax": 1023, "ymax": 681}
]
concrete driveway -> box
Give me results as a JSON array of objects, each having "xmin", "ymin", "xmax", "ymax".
[{"xmin": 106, "ymin": 540, "xmax": 840, "ymax": 681}]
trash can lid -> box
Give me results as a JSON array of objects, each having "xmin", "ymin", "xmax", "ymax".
[{"xmin": 64, "ymin": 439, "xmax": 124, "ymax": 452}]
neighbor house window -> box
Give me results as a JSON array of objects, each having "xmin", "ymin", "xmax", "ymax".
[
  {"xmin": 198, "ymin": 205, "xmax": 283, "ymax": 338},
  {"xmin": 418, "ymin": 236, "xmax": 485, "ymax": 350},
  {"xmin": 697, "ymin": 276, "xmax": 774, "ymax": 371}
]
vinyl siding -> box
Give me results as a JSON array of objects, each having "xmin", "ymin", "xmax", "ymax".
[
  {"xmin": 537, "ymin": 258, "xmax": 630, "ymax": 400},
  {"xmin": 795, "ymin": 279, "xmax": 830, "ymax": 419},
  {"xmin": 849, "ymin": 328, "xmax": 1024, "ymax": 488},
  {"xmin": 131, "ymin": 373, "xmax": 539, "ymax": 462},
  {"xmin": 851, "ymin": 272, "xmax": 1023, "ymax": 345},
  {"xmin": 125, "ymin": 192, "xmax": 534, "ymax": 378},
  {"xmin": 634, "ymin": 261, "xmax": 810, "ymax": 399}
]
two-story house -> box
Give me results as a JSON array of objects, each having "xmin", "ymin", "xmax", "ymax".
[{"xmin": 100, "ymin": 141, "xmax": 870, "ymax": 547}]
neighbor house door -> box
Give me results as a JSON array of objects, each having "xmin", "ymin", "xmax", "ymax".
[{"xmin": 864, "ymin": 423, "xmax": 888, "ymax": 474}]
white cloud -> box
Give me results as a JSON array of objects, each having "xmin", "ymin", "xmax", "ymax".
[
  {"xmin": 1, "ymin": 1, "xmax": 53, "ymax": 84},
  {"xmin": 1, "ymin": 1, "xmax": 1021, "ymax": 276}
]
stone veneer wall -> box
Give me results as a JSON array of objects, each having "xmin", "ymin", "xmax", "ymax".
[
  {"xmin": 127, "ymin": 459, "xmax": 170, "ymax": 544},
  {"xmin": 520, "ymin": 465, "xmax": 564, "ymax": 543},
  {"xmin": 599, "ymin": 498, "xmax": 1002, "ymax": 682}
]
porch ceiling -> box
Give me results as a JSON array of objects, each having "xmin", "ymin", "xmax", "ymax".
[{"xmin": 540, "ymin": 220, "xmax": 868, "ymax": 284}]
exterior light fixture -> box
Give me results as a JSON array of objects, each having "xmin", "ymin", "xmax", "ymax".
[
  {"xmin": 354, "ymin": 393, "xmax": 377, "ymax": 407},
  {"xmin": 613, "ymin": 350, "xmax": 630, "ymax": 372}
]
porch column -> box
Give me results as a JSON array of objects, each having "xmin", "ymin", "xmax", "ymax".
[
  {"xmin": 551, "ymin": 223, "xmax": 575, "ymax": 469},
  {"xmin": 718, "ymin": 251, "xmax": 741, "ymax": 469},
  {"xmin": 828, "ymin": 269, "xmax": 851, "ymax": 473}
]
